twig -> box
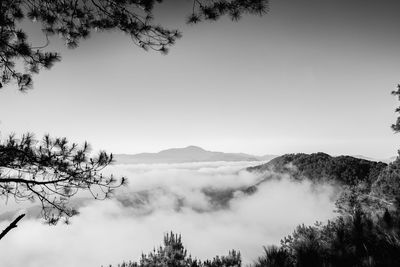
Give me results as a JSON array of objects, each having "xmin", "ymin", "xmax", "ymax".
[{"xmin": 0, "ymin": 214, "xmax": 26, "ymax": 240}]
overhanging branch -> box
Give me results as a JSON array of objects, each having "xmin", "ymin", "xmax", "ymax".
[{"xmin": 0, "ymin": 214, "xmax": 25, "ymax": 240}]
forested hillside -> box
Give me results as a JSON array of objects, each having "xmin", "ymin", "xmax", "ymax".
[
  {"xmin": 252, "ymin": 155, "xmax": 400, "ymax": 267},
  {"xmin": 248, "ymin": 152, "xmax": 387, "ymax": 186},
  {"xmin": 109, "ymin": 154, "xmax": 400, "ymax": 267}
]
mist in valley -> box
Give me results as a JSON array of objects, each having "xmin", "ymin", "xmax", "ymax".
[{"xmin": 0, "ymin": 161, "xmax": 338, "ymax": 267}]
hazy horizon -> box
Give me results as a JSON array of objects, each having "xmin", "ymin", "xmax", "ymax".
[
  {"xmin": 1, "ymin": 0, "xmax": 399, "ymax": 159},
  {"xmin": 0, "ymin": 1, "xmax": 399, "ymax": 266},
  {"xmin": 113, "ymin": 145, "xmax": 395, "ymax": 163}
]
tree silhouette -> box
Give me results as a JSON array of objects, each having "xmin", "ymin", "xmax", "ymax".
[
  {"xmin": 391, "ymin": 84, "xmax": 400, "ymax": 132},
  {"xmin": 0, "ymin": 133, "xmax": 125, "ymax": 223},
  {"xmin": 108, "ymin": 231, "xmax": 241, "ymax": 267},
  {"xmin": 254, "ymin": 246, "xmax": 292, "ymax": 267},
  {"xmin": 250, "ymin": 86, "xmax": 400, "ymax": 267},
  {"xmin": 0, "ymin": 0, "xmax": 268, "ymax": 91},
  {"xmin": 249, "ymin": 207, "xmax": 400, "ymax": 267},
  {"xmin": 0, "ymin": 133, "xmax": 126, "ymax": 240},
  {"xmin": 0, "ymin": 0, "xmax": 268, "ymax": 239}
]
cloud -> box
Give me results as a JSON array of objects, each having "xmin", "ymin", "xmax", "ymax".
[{"xmin": 0, "ymin": 161, "xmax": 338, "ymax": 267}]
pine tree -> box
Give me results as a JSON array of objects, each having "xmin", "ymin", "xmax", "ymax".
[
  {"xmin": 110, "ymin": 232, "xmax": 241, "ymax": 267},
  {"xmin": 0, "ymin": 0, "xmax": 269, "ymax": 239},
  {"xmin": 0, "ymin": 133, "xmax": 125, "ymax": 233},
  {"xmin": 0, "ymin": 0, "xmax": 268, "ymax": 91}
]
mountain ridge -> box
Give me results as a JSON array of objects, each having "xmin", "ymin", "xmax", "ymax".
[
  {"xmin": 114, "ymin": 146, "xmax": 278, "ymax": 164},
  {"xmin": 247, "ymin": 152, "xmax": 388, "ymax": 186}
]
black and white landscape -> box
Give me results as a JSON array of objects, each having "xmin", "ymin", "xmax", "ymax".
[
  {"xmin": 0, "ymin": 152, "xmax": 339, "ymax": 266},
  {"xmin": 1, "ymin": 1, "xmax": 400, "ymax": 267},
  {"xmin": 114, "ymin": 146, "xmax": 277, "ymax": 164}
]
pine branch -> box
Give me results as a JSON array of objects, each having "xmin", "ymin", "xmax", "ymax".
[{"xmin": 0, "ymin": 214, "xmax": 25, "ymax": 240}]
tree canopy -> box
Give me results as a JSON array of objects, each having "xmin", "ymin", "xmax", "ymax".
[
  {"xmin": 391, "ymin": 84, "xmax": 400, "ymax": 132},
  {"xmin": 248, "ymin": 152, "xmax": 387, "ymax": 186},
  {"xmin": 109, "ymin": 231, "xmax": 241, "ymax": 267},
  {"xmin": 0, "ymin": 0, "xmax": 268, "ymax": 91},
  {"xmin": 0, "ymin": 133, "xmax": 125, "ymax": 225},
  {"xmin": 0, "ymin": 0, "xmax": 269, "ymax": 240}
]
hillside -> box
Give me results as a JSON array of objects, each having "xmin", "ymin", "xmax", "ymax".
[
  {"xmin": 114, "ymin": 146, "xmax": 277, "ymax": 164},
  {"xmin": 247, "ymin": 152, "xmax": 388, "ymax": 186}
]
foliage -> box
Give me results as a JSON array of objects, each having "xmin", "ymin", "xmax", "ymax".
[
  {"xmin": 108, "ymin": 232, "xmax": 241, "ymax": 267},
  {"xmin": 371, "ymin": 155, "xmax": 400, "ymax": 203},
  {"xmin": 254, "ymin": 246, "xmax": 292, "ymax": 267},
  {"xmin": 106, "ymin": 79, "xmax": 400, "ymax": 267},
  {"xmin": 252, "ymin": 154, "xmax": 400, "ymax": 266},
  {"xmin": 0, "ymin": 133, "xmax": 125, "ymax": 224},
  {"xmin": 186, "ymin": 0, "xmax": 267, "ymax": 24},
  {"xmin": 253, "ymin": 207, "xmax": 400, "ymax": 267},
  {"xmin": 251, "ymin": 86, "xmax": 400, "ymax": 266},
  {"xmin": 391, "ymin": 84, "xmax": 400, "ymax": 132},
  {"xmin": 334, "ymin": 154, "xmax": 400, "ymax": 217},
  {"xmin": 0, "ymin": 0, "xmax": 268, "ymax": 91},
  {"xmin": 0, "ymin": 0, "xmax": 268, "ymax": 236},
  {"xmin": 249, "ymin": 152, "xmax": 387, "ymax": 186}
]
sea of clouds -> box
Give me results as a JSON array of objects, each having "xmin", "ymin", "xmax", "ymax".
[{"xmin": 0, "ymin": 161, "xmax": 338, "ymax": 267}]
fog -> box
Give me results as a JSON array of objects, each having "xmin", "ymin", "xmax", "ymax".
[{"xmin": 0, "ymin": 161, "xmax": 338, "ymax": 267}]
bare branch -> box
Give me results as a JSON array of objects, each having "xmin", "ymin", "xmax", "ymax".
[{"xmin": 0, "ymin": 214, "xmax": 25, "ymax": 240}]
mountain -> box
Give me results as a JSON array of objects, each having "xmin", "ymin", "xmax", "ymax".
[
  {"xmin": 257, "ymin": 154, "xmax": 279, "ymax": 162},
  {"xmin": 247, "ymin": 152, "xmax": 388, "ymax": 186},
  {"xmin": 352, "ymin": 155, "xmax": 397, "ymax": 164},
  {"xmin": 114, "ymin": 146, "xmax": 278, "ymax": 164}
]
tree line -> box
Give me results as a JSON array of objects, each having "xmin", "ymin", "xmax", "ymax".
[{"xmin": 108, "ymin": 155, "xmax": 400, "ymax": 267}]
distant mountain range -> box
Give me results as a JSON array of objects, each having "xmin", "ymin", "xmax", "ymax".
[
  {"xmin": 114, "ymin": 146, "xmax": 278, "ymax": 164},
  {"xmin": 351, "ymin": 155, "xmax": 396, "ymax": 164}
]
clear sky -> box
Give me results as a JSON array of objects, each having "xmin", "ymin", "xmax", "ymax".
[{"xmin": 0, "ymin": 0, "xmax": 399, "ymax": 159}]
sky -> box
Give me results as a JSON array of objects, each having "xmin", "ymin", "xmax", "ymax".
[{"xmin": 0, "ymin": 0, "xmax": 400, "ymax": 158}]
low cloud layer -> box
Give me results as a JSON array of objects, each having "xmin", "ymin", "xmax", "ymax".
[{"xmin": 0, "ymin": 161, "xmax": 338, "ymax": 267}]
